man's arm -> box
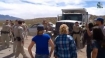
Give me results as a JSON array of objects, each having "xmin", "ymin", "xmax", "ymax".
[
  {"xmin": 87, "ymin": 28, "xmax": 92, "ymax": 36},
  {"xmin": 73, "ymin": 26, "xmax": 75, "ymax": 31},
  {"xmin": 25, "ymin": 25, "xmax": 28, "ymax": 31},
  {"xmin": 28, "ymin": 41, "xmax": 35, "ymax": 58},
  {"xmin": 54, "ymin": 36, "xmax": 58, "ymax": 58},
  {"xmin": 92, "ymin": 48, "xmax": 98, "ymax": 58},
  {"xmin": 48, "ymin": 39, "xmax": 54, "ymax": 57},
  {"xmin": 8, "ymin": 25, "xmax": 12, "ymax": 36},
  {"xmin": 86, "ymin": 23, "xmax": 92, "ymax": 36},
  {"xmin": 1, "ymin": 23, "xmax": 4, "ymax": 30},
  {"xmin": 18, "ymin": 27, "xmax": 24, "ymax": 41},
  {"xmin": 69, "ymin": 37, "xmax": 77, "ymax": 58},
  {"xmin": 11, "ymin": 25, "xmax": 15, "ymax": 33},
  {"xmin": 80, "ymin": 27, "xmax": 83, "ymax": 31},
  {"xmin": 82, "ymin": 31, "xmax": 87, "ymax": 47},
  {"xmin": 103, "ymin": 26, "xmax": 105, "ymax": 36}
]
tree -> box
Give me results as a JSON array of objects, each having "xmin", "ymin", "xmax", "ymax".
[{"xmin": 97, "ymin": 2, "xmax": 103, "ymax": 8}]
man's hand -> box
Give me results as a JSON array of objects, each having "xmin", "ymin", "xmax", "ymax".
[
  {"xmin": 85, "ymin": 23, "xmax": 88, "ymax": 28},
  {"xmin": 22, "ymin": 41, "xmax": 24, "ymax": 45},
  {"xmin": 49, "ymin": 53, "xmax": 52, "ymax": 58}
]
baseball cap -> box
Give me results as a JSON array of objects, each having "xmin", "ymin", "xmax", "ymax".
[
  {"xmin": 37, "ymin": 24, "xmax": 44, "ymax": 31},
  {"xmin": 96, "ymin": 18, "xmax": 104, "ymax": 22}
]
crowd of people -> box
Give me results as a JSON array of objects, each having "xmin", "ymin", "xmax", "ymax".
[
  {"xmin": 0, "ymin": 20, "xmax": 28, "ymax": 58},
  {"xmin": 0, "ymin": 17, "xmax": 105, "ymax": 58},
  {"xmin": 28, "ymin": 17, "xmax": 105, "ymax": 58}
]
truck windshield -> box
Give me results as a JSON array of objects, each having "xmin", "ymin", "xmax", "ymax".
[{"xmin": 62, "ymin": 14, "xmax": 82, "ymax": 21}]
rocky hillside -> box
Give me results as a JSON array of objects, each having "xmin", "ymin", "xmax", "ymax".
[{"xmin": 89, "ymin": 15, "xmax": 105, "ymax": 20}]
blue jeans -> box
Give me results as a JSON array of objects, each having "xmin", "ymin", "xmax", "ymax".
[
  {"xmin": 86, "ymin": 44, "xmax": 92, "ymax": 58},
  {"xmin": 35, "ymin": 54, "xmax": 49, "ymax": 58}
]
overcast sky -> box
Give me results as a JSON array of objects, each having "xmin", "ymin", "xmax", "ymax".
[{"xmin": 0, "ymin": 0, "xmax": 105, "ymax": 19}]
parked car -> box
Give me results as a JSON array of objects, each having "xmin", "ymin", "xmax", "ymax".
[
  {"xmin": 28, "ymin": 23, "xmax": 56, "ymax": 36},
  {"xmin": 28, "ymin": 23, "xmax": 39, "ymax": 36}
]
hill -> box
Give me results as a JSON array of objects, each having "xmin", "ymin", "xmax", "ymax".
[
  {"xmin": 0, "ymin": 14, "xmax": 22, "ymax": 21},
  {"xmin": 25, "ymin": 17, "xmax": 57, "ymax": 26},
  {"xmin": 25, "ymin": 15, "xmax": 105, "ymax": 26},
  {"xmin": 89, "ymin": 15, "xmax": 105, "ymax": 20}
]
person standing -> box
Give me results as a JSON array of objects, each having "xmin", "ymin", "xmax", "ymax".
[
  {"xmin": 42, "ymin": 19, "xmax": 48, "ymax": 31},
  {"xmin": 12, "ymin": 20, "xmax": 19, "ymax": 53},
  {"xmin": 83, "ymin": 23, "xmax": 94, "ymax": 58},
  {"xmin": 22, "ymin": 21, "xmax": 28, "ymax": 39},
  {"xmin": 87, "ymin": 18, "xmax": 105, "ymax": 37},
  {"xmin": 10, "ymin": 21, "xmax": 14, "ymax": 42},
  {"xmin": 54, "ymin": 24, "xmax": 77, "ymax": 58},
  {"xmin": 14, "ymin": 20, "xmax": 28, "ymax": 58},
  {"xmin": 92, "ymin": 27, "xmax": 105, "ymax": 58},
  {"xmin": 95, "ymin": 18, "xmax": 105, "ymax": 36},
  {"xmin": 28, "ymin": 24, "xmax": 54, "ymax": 58},
  {"xmin": 73, "ymin": 22, "xmax": 82, "ymax": 49},
  {"xmin": 1, "ymin": 20, "xmax": 11, "ymax": 48},
  {"xmin": 91, "ymin": 18, "xmax": 105, "ymax": 58}
]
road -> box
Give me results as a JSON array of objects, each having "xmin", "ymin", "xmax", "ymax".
[{"xmin": 0, "ymin": 36, "xmax": 87, "ymax": 58}]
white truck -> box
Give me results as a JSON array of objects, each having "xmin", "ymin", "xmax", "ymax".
[{"xmin": 54, "ymin": 8, "xmax": 88, "ymax": 35}]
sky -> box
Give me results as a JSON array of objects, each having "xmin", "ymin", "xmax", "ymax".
[{"xmin": 0, "ymin": 0, "xmax": 105, "ymax": 19}]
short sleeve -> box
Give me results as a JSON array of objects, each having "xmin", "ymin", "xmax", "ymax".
[{"xmin": 32, "ymin": 36, "xmax": 36, "ymax": 42}]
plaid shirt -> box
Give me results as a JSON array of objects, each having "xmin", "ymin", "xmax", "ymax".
[{"xmin": 54, "ymin": 34, "xmax": 77, "ymax": 58}]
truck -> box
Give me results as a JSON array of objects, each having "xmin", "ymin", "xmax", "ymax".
[{"xmin": 54, "ymin": 8, "xmax": 89, "ymax": 35}]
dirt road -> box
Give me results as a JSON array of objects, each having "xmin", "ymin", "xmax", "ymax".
[{"xmin": 0, "ymin": 36, "xmax": 87, "ymax": 58}]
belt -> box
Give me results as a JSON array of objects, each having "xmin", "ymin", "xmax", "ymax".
[
  {"xmin": 73, "ymin": 31, "xmax": 80, "ymax": 34},
  {"xmin": 14, "ymin": 37, "xmax": 21, "ymax": 41},
  {"xmin": 1, "ymin": 31, "xmax": 9, "ymax": 34}
]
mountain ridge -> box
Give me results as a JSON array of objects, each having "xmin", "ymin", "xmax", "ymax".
[{"xmin": 0, "ymin": 14, "xmax": 23, "ymax": 20}]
